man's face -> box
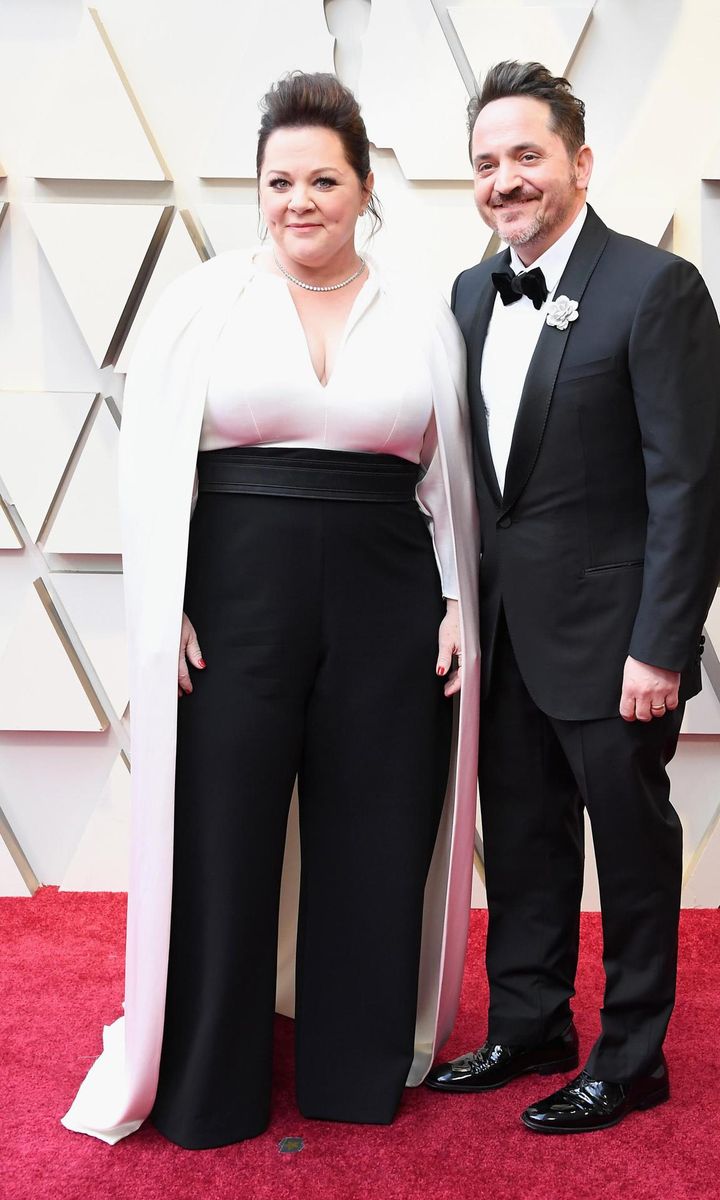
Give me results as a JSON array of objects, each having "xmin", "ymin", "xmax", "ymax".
[{"xmin": 470, "ymin": 95, "xmax": 591, "ymax": 258}]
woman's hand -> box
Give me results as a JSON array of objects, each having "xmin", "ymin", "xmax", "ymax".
[
  {"xmin": 178, "ymin": 612, "xmax": 205, "ymax": 697},
  {"xmin": 436, "ymin": 599, "xmax": 462, "ymax": 697}
]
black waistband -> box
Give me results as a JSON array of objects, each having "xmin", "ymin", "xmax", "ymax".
[{"xmin": 196, "ymin": 448, "xmax": 420, "ymax": 503}]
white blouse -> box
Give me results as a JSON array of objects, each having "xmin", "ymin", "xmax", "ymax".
[{"xmin": 200, "ymin": 263, "xmax": 458, "ymax": 598}]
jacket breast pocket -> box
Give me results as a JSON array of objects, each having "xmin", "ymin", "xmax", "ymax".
[
  {"xmin": 583, "ymin": 559, "xmax": 644, "ymax": 576},
  {"xmin": 560, "ymin": 355, "xmax": 617, "ymax": 383}
]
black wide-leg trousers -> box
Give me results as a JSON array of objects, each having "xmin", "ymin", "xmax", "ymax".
[
  {"xmin": 479, "ymin": 613, "xmax": 684, "ymax": 1083},
  {"xmin": 151, "ymin": 489, "xmax": 451, "ymax": 1149}
]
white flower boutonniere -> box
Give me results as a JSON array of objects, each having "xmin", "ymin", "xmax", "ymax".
[{"xmin": 546, "ymin": 296, "xmax": 579, "ymax": 331}]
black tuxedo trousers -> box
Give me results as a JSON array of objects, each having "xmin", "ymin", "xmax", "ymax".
[
  {"xmin": 481, "ymin": 612, "xmax": 684, "ymax": 1081},
  {"xmin": 150, "ymin": 488, "xmax": 451, "ymax": 1149}
]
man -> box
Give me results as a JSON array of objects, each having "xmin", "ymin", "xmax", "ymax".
[{"xmin": 426, "ymin": 60, "xmax": 720, "ymax": 1133}]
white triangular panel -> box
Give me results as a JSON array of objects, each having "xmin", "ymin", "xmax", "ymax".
[
  {"xmin": 449, "ymin": 3, "xmax": 594, "ymax": 84},
  {"xmin": 705, "ymin": 587, "xmax": 720, "ymax": 663},
  {"xmin": 370, "ymin": 151, "xmax": 494, "ymax": 298},
  {"xmin": 581, "ymin": 812, "xmax": 601, "ymax": 911},
  {"xmin": 471, "ymin": 864, "xmax": 487, "ymax": 907},
  {"xmin": 0, "ymin": 391, "xmax": 94, "ymax": 539},
  {"xmin": 682, "ymin": 666, "xmax": 720, "ymax": 734},
  {"xmin": 44, "ymin": 401, "xmax": 121, "ymax": 554},
  {"xmin": 692, "ymin": 589, "xmax": 720, "ymax": 731},
  {"xmin": 52, "ymin": 573, "xmax": 128, "ymax": 716},
  {"xmin": 472, "ymin": 796, "xmax": 487, "ymax": 907},
  {"xmin": 0, "ymin": 836, "xmax": 32, "ymax": 897},
  {"xmin": 196, "ymin": 205, "xmax": 262, "ymax": 257},
  {"xmin": 25, "ymin": 203, "xmax": 170, "ymax": 367},
  {"xmin": 683, "ymin": 810, "xmax": 720, "ymax": 907},
  {"xmin": 703, "ymin": 142, "xmax": 720, "ymax": 180},
  {"xmin": 677, "ymin": 730, "xmax": 720, "ymax": 907},
  {"xmin": 0, "ymin": 206, "xmax": 101, "ymax": 393},
  {"xmin": 589, "ymin": 197, "xmax": 673, "ymax": 248},
  {"xmin": 0, "ymin": 501, "xmax": 22, "ymax": 549},
  {"xmin": 24, "ymin": 8, "xmax": 167, "ymax": 181},
  {"xmin": 116, "ymin": 213, "xmax": 203, "ymax": 373},
  {"xmin": 0, "ymin": 585, "xmax": 105, "ymax": 731},
  {"xmin": 199, "ymin": 0, "xmax": 334, "ymax": 178},
  {"xmin": 358, "ymin": 0, "xmax": 470, "ymax": 180},
  {"xmin": 60, "ymin": 755, "xmax": 130, "ymax": 891}
]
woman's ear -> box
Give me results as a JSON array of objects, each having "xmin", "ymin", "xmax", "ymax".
[{"xmin": 362, "ymin": 171, "xmax": 375, "ymax": 213}]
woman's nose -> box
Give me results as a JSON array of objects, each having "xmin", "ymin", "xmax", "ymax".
[{"xmin": 288, "ymin": 187, "xmax": 314, "ymax": 211}]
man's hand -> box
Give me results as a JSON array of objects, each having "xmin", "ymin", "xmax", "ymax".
[
  {"xmin": 437, "ymin": 599, "xmax": 462, "ymax": 697},
  {"xmin": 619, "ymin": 656, "xmax": 680, "ymax": 722}
]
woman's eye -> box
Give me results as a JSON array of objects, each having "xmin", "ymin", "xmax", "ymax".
[
  {"xmin": 269, "ymin": 178, "xmax": 290, "ymax": 189},
  {"xmin": 315, "ymin": 176, "xmax": 337, "ymax": 188}
]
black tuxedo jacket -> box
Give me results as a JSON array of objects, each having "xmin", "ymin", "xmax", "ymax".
[{"xmin": 452, "ymin": 206, "xmax": 720, "ymax": 720}]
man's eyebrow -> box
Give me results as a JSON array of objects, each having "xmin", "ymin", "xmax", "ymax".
[{"xmin": 472, "ymin": 142, "xmax": 543, "ymax": 165}]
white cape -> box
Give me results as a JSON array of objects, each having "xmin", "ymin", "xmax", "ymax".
[{"xmin": 62, "ymin": 251, "xmax": 480, "ymax": 1144}]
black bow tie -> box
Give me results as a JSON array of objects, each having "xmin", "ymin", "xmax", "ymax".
[{"xmin": 491, "ymin": 266, "xmax": 548, "ymax": 311}]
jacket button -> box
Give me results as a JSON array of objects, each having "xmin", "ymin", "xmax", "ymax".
[{"xmin": 498, "ymin": 515, "xmax": 512, "ymax": 528}]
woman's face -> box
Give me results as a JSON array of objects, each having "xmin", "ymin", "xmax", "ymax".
[{"xmin": 259, "ymin": 125, "xmax": 371, "ymax": 270}]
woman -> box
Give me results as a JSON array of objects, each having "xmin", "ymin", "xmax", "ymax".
[{"xmin": 63, "ymin": 72, "xmax": 479, "ymax": 1149}]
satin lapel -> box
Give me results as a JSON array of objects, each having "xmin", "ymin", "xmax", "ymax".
[
  {"xmin": 500, "ymin": 207, "xmax": 610, "ymax": 517},
  {"xmin": 467, "ymin": 249, "xmax": 509, "ymax": 507}
]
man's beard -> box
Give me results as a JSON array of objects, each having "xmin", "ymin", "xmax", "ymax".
[
  {"xmin": 491, "ymin": 172, "xmax": 577, "ymax": 247},
  {"xmin": 502, "ymin": 210, "xmax": 544, "ymax": 246}
]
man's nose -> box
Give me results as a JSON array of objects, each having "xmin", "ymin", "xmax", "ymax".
[{"xmin": 494, "ymin": 161, "xmax": 522, "ymax": 195}]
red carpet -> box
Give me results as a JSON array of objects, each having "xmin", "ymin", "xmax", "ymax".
[{"xmin": 1, "ymin": 891, "xmax": 718, "ymax": 1200}]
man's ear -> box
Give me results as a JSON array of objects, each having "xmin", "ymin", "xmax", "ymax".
[{"xmin": 576, "ymin": 144, "xmax": 594, "ymax": 191}]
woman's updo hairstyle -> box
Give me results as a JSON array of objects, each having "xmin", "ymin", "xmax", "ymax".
[{"xmin": 256, "ymin": 71, "xmax": 382, "ymax": 233}]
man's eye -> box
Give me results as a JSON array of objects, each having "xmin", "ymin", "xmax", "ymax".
[
  {"xmin": 476, "ymin": 163, "xmax": 493, "ymax": 174},
  {"xmin": 521, "ymin": 154, "xmax": 538, "ymax": 163}
]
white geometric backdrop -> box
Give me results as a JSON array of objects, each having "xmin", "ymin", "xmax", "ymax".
[{"xmin": 0, "ymin": 0, "xmax": 718, "ymax": 907}]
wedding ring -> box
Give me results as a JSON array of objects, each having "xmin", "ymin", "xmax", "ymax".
[{"xmin": 650, "ymin": 703, "xmax": 666, "ymax": 711}]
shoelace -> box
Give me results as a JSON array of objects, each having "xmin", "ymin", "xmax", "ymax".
[
  {"xmin": 469, "ymin": 1043, "xmax": 508, "ymax": 1073},
  {"xmin": 559, "ymin": 1072, "xmax": 624, "ymax": 1114}
]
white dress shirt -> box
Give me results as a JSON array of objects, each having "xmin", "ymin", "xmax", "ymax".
[
  {"xmin": 201, "ymin": 260, "xmax": 458, "ymax": 596},
  {"xmin": 480, "ymin": 205, "xmax": 588, "ymax": 493}
]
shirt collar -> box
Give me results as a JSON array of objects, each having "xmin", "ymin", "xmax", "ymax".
[{"xmin": 508, "ymin": 203, "xmax": 588, "ymax": 295}]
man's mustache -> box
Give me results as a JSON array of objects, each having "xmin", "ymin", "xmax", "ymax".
[{"xmin": 490, "ymin": 188, "xmax": 541, "ymax": 207}]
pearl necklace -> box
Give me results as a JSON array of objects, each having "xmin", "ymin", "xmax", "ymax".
[{"xmin": 273, "ymin": 252, "xmax": 366, "ymax": 292}]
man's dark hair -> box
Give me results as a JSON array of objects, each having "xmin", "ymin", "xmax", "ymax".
[{"xmin": 467, "ymin": 61, "xmax": 586, "ymax": 161}]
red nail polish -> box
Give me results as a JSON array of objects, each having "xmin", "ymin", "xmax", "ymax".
[
  {"xmin": 198, "ymin": 658, "xmax": 206, "ymax": 668},
  {"xmin": 437, "ymin": 666, "xmax": 445, "ymax": 676}
]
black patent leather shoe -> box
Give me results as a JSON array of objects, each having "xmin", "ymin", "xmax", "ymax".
[
  {"xmin": 521, "ymin": 1057, "xmax": 669, "ymax": 1133},
  {"xmin": 425, "ymin": 1023, "xmax": 579, "ymax": 1093}
]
